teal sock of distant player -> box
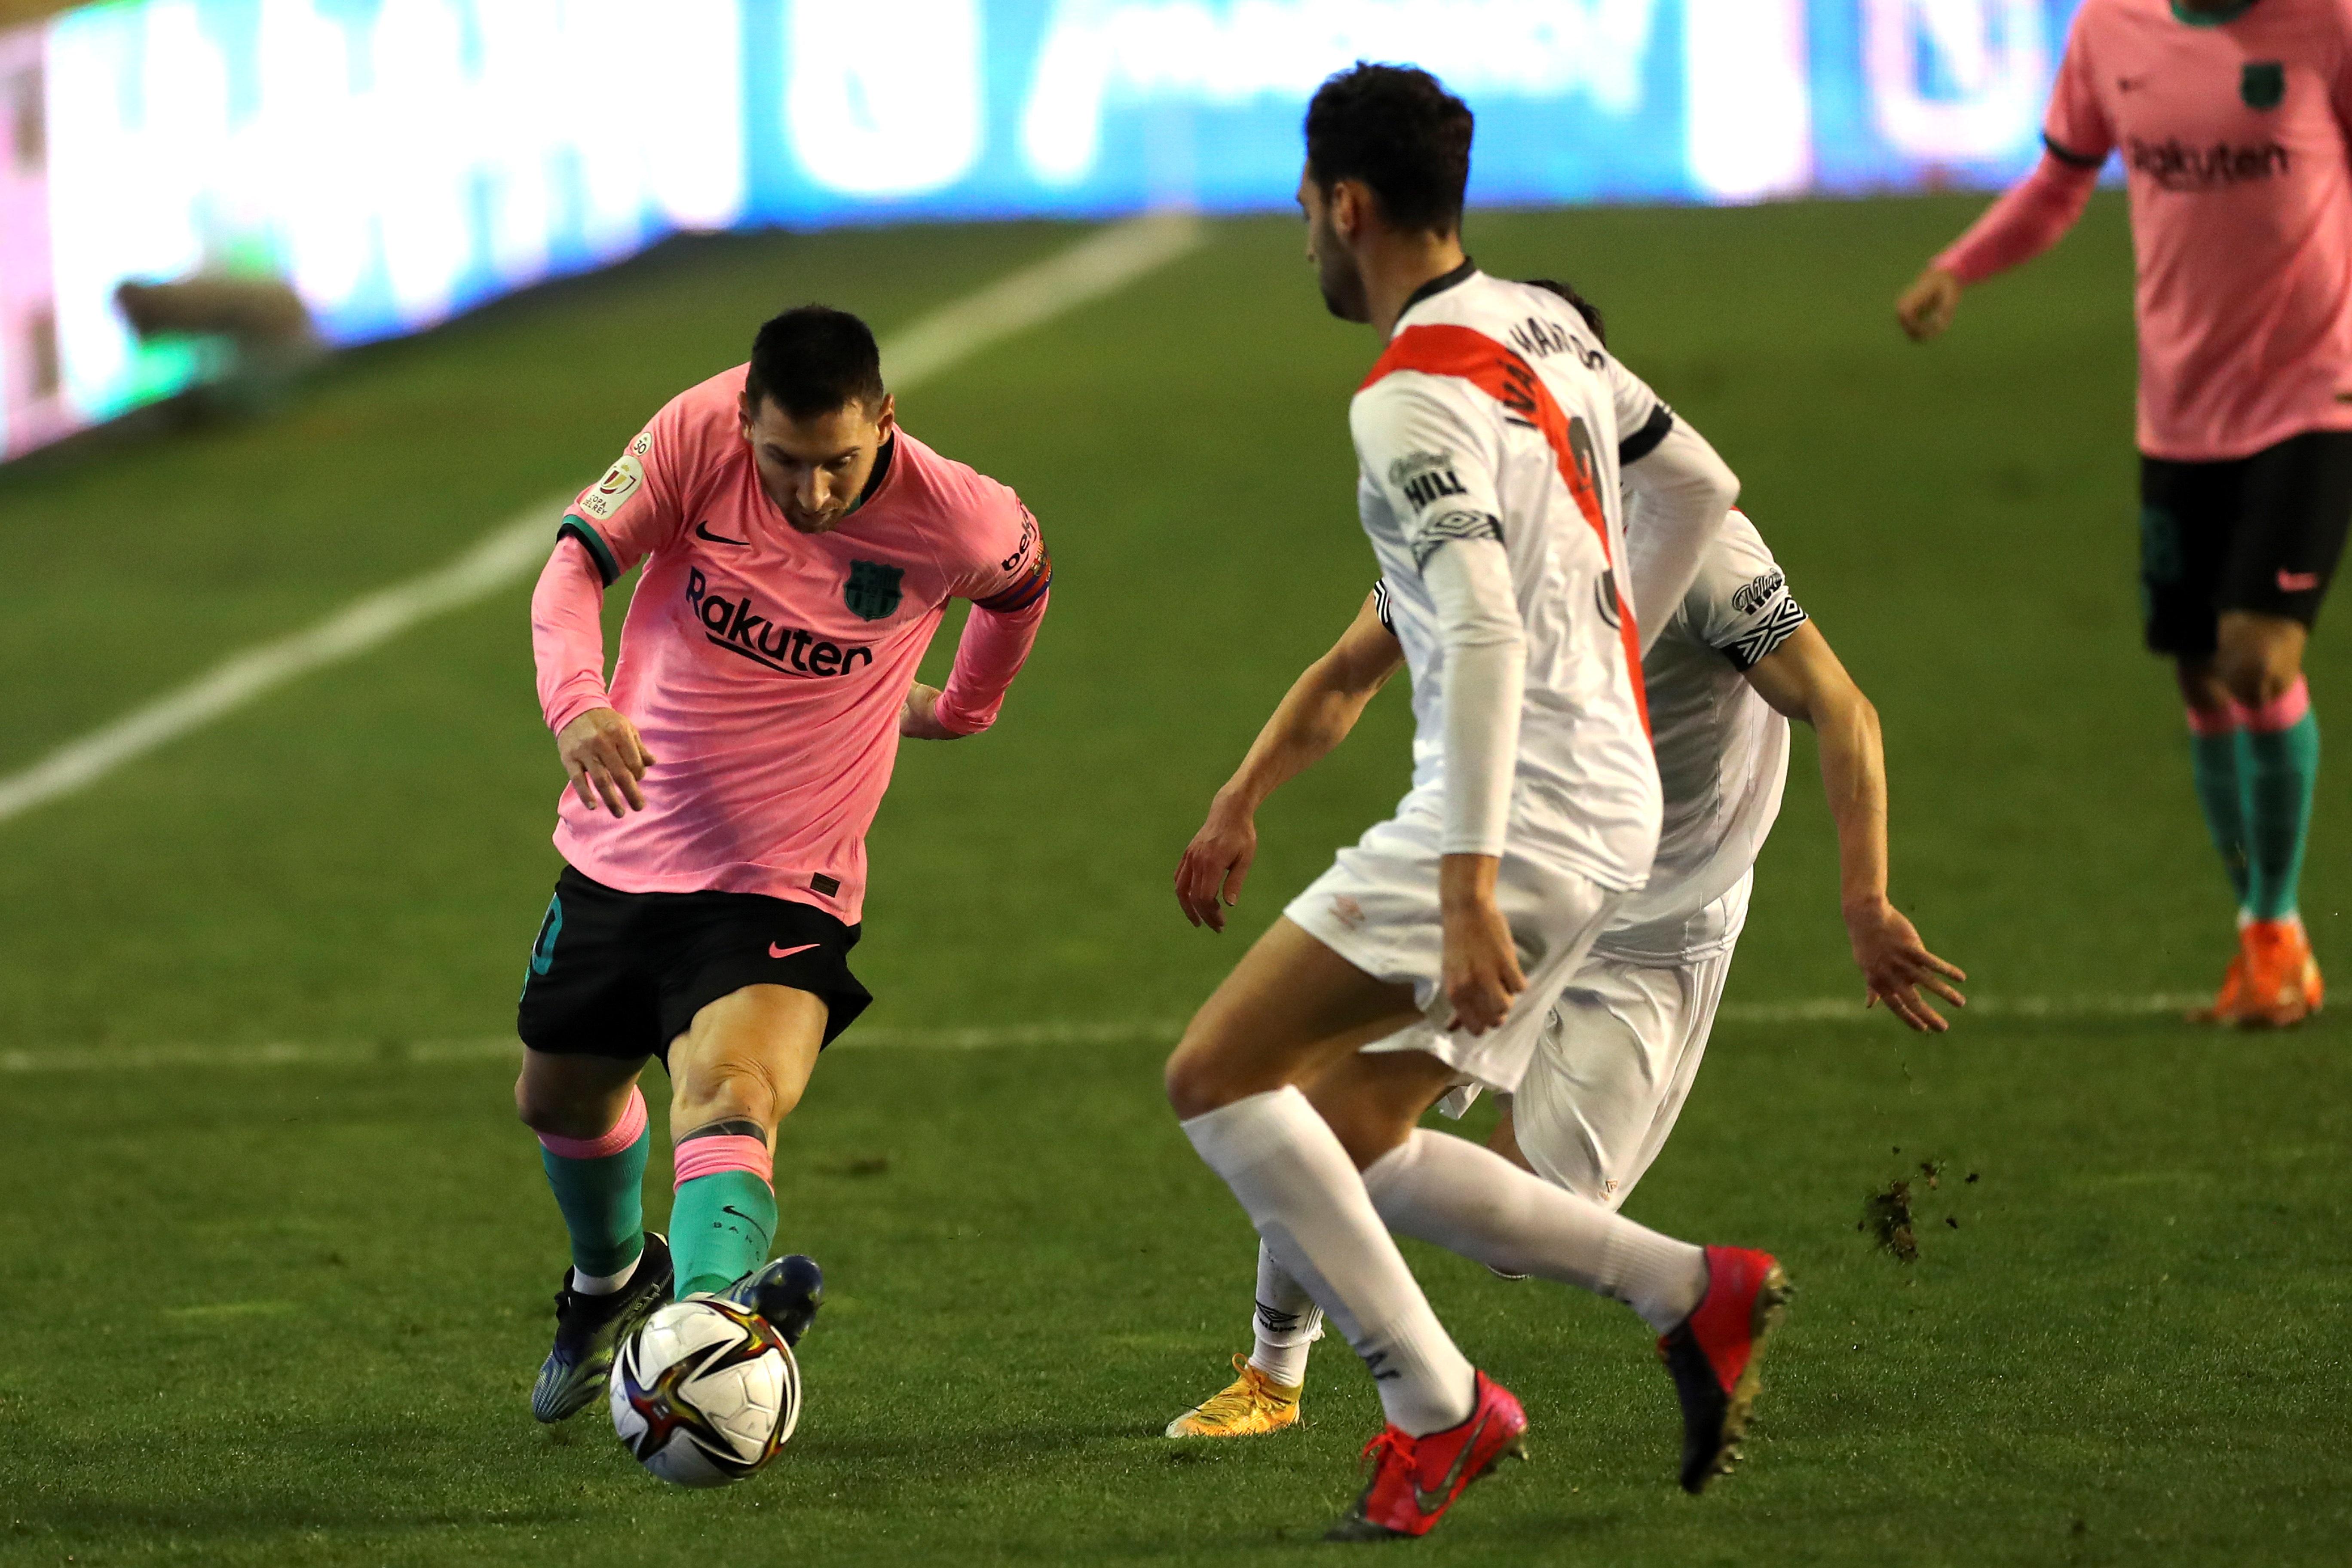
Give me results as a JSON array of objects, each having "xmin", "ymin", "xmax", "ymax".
[
  {"xmin": 2186, "ymin": 705, "xmax": 2251, "ymax": 909},
  {"xmin": 535, "ymin": 1086, "xmax": 650, "ymax": 1280},
  {"xmin": 2242, "ymin": 679, "xmax": 2320, "ymax": 922},
  {"xmin": 671, "ymin": 1121, "xmax": 777, "ymax": 1297}
]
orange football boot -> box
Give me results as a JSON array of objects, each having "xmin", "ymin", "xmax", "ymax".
[
  {"xmin": 2236, "ymin": 919, "xmax": 2324, "ymax": 1028},
  {"xmin": 2186, "ymin": 948, "xmax": 2247, "ymax": 1025}
]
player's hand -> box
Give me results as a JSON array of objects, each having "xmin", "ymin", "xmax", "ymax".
[
  {"xmin": 898, "ymin": 682, "xmax": 964, "ymax": 741},
  {"xmin": 1896, "ymin": 266, "xmax": 1963, "ymax": 342},
  {"xmin": 1846, "ymin": 896, "xmax": 1966, "ymax": 1032},
  {"xmin": 557, "ymin": 707, "xmax": 656, "ymax": 817},
  {"xmin": 1439, "ymin": 854, "xmax": 1526, "ymax": 1035},
  {"xmin": 1174, "ymin": 790, "xmax": 1258, "ymax": 932}
]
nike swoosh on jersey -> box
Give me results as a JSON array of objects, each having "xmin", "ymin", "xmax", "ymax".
[
  {"xmin": 1413, "ymin": 1411, "xmax": 1490, "ymax": 1514},
  {"xmin": 768, "ymin": 941, "xmax": 821, "ymax": 959},
  {"xmin": 696, "ymin": 522, "xmax": 750, "ymax": 546},
  {"xmin": 2278, "ymin": 569, "xmax": 2321, "ymax": 592}
]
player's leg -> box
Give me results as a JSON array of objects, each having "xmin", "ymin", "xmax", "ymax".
[
  {"xmin": 664, "ymin": 983, "xmax": 824, "ymax": 1301},
  {"xmin": 1311, "ymin": 1048, "xmax": 1708, "ymax": 1334},
  {"xmin": 513, "ymin": 872, "xmax": 677, "ymax": 1421},
  {"xmin": 1165, "ymin": 918, "xmax": 1482, "ymax": 1439},
  {"xmin": 1322, "ymin": 932, "xmax": 1780, "ymax": 1495},
  {"xmin": 1162, "ymin": 1240, "xmax": 1320, "ymax": 1438},
  {"xmin": 516, "ymin": 1049, "xmax": 656, "ymax": 1289},
  {"xmin": 2146, "ymin": 453, "xmax": 2259, "ymax": 1017},
  {"xmin": 2207, "ymin": 431, "xmax": 2350, "ymax": 1023}
]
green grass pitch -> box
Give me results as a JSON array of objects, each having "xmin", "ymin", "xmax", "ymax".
[{"xmin": 0, "ymin": 196, "xmax": 2346, "ymax": 1565}]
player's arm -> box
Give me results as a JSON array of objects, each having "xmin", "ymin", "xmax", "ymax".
[
  {"xmin": 1356, "ymin": 380, "xmax": 1527, "ymax": 1034},
  {"xmin": 1742, "ymin": 623, "xmax": 1967, "ymax": 1031},
  {"xmin": 1619, "ymin": 403, "xmax": 1740, "ymax": 651},
  {"xmin": 1175, "ymin": 589, "xmax": 1405, "ymax": 931},
  {"xmin": 903, "ymin": 501, "xmax": 1053, "ymax": 741},
  {"xmin": 1898, "ymin": 15, "xmax": 2110, "ymax": 341},
  {"xmin": 534, "ymin": 422, "xmax": 686, "ymax": 815}
]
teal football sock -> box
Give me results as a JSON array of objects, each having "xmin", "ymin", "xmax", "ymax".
[
  {"xmin": 670, "ymin": 1125, "xmax": 778, "ymax": 1296},
  {"xmin": 2188, "ymin": 721, "xmax": 2252, "ymax": 910},
  {"xmin": 2243, "ymin": 691, "xmax": 2319, "ymax": 922},
  {"xmin": 536, "ymin": 1088, "xmax": 650, "ymax": 1280}
]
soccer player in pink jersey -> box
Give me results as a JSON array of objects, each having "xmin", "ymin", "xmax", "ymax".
[
  {"xmin": 1164, "ymin": 67, "xmax": 1781, "ymax": 1542},
  {"xmin": 510, "ymin": 306, "xmax": 1051, "ymax": 1422},
  {"xmin": 1898, "ymin": 0, "xmax": 2352, "ymax": 1026}
]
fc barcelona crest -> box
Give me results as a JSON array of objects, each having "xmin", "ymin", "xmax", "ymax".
[
  {"xmin": 844, "ymin": 560, "xmax": 903, "ymax": 621},
  {"xmin": 2243, "ymin": 61, "xmax": 2285, "ymax": 111}
]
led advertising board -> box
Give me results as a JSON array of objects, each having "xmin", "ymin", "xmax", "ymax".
[{"xmin": 0, "ymin": 0, "xmax": 2081, "ymax": 459}]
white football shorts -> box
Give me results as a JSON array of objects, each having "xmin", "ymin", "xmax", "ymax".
[
  {"xmin": 1283, "ymin": 807, "xmax": 1624, "ymax": 1095},
  {"xmin": 1506, "ymin": 943, "xmax": 1736, "ymax": 1209}
]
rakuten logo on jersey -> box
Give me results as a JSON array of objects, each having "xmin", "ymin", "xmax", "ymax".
[
  {"xmin": 2128, "ymin": 137, "xmax": 2289, "ymax": 192},
  {"xmin": 686, "ymin": 568, "xmax": 877, "ymax": 677}
]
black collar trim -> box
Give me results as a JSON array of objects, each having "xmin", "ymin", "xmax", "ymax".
[
  {"xmin": 847, "ymin": 432, "xmax": 896, "ymax": 516},
  {"xmin": 1398, "ymin": 257, "xmax": 1478, "ymax": 320}
]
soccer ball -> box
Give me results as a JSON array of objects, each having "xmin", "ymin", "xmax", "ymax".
[{"xmin": 609, "ymin": 1298, "xmax": 800, "ymax": 1486}]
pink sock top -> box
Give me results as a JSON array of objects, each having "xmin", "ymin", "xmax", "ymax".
[
  {"xmin": 674, "ymin": 1133, "xmax": 772, "ymax": 1185},
  {"xmin": 536, "ymin": 1085, "xmax": 649, "ymax": 1161},
  {"xmin": 2246, "ymin": 676, "xmax": 2312, "ymax": 734},
  {"xmin": 2185, "ymin": 699, "xmax": 2248, "ymax": 737}
]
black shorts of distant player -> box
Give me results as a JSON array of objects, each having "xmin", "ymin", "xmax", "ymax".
[
  {"xmin": 2140, "ymin": 429, "xmax": 2352, "ymax": 657},
  {"xmin": 519, "ymin": 865, "xmax": 872, "ymax": 1062}
]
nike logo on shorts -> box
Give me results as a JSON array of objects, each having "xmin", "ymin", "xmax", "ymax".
[
  {"xmin": 768, "ymin": 941, "xmax": 820, "ymax": 959},
  {"xmin": 2279, "ymin": 569, "xmax": 2321, "ymax": 592},
  {"xmin": 696, "ymin": 522, "xmax": 750, "ymax": 546}
]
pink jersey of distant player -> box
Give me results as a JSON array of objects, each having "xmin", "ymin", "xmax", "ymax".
[
  {"xmin": 530, "ymin": 365, "xmax": 1051, "ymax": 925},
  {"xmin": 1937, "ymin": 0, "xmax": 2352, "ymax": 461}
]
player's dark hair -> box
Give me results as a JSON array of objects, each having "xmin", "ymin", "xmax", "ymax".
[
  {"xmin": 1522, "ymin": 279, "xmax": 1606, "ymax": 347},
  {"xmin": 1304, "ymin": 63, "xmax": 1474, "ymax": 236},
  {"xmin": 744, "ymin": 305, "xmax": 887, "ymax": 418}
]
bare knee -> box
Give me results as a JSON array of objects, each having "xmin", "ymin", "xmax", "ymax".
[
  {"xmin": 671, "ymin": 1052, "xmax": 797, "ymax": 1136},
  {"xmin": 2214, "ymin": 616, "xmax": 2306, "ymax": 708},
  {"xmin": 514, "ymin": 1071, "xmax": 628, "ymax": 1142},
  {"xmin": 2175, "ymin": 656, "xmax": 2230, "ymax": 714}
]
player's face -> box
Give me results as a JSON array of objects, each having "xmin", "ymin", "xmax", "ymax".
[
  {"xmin": 739, "ymin": 393, "xmax": 896, "ymax": 534},
  {"xmin": 1298, "ymin": 168, "xmax": 1370, "ymax": 324}
]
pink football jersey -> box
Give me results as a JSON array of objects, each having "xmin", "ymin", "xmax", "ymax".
[
  {"xmin": 531, "ymin": 365, "xmax": 1050, "ymax": 924},
  {"xmin": 1944, "ymin": 0, "xmax": 2352, "ymax": 460}
]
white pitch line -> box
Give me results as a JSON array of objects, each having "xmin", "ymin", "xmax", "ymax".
[
  {"xmin": 0, "ymin": 213, "xmax": 1208, "ymax": 829},
  {"xmin": 0, "ymin": 993, "xmax": 2223, "ymax": 1076}
]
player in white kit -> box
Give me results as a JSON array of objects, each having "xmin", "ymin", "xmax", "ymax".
[
  {"xmin": 1163, "ymin": 67, "xmax": 1781, "ymax": 1541},
  {"xmin": 1165, "ymin": 285, "xmax": 1966, "ymax": 1454}
]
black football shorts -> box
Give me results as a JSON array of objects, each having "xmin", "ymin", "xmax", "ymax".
[
  {"xmin": 517, "ymin": 865, "xmax": 872, "ymax": 1062},
  {"xmin": 2140, "ymin": 428, "xmax": 2352, "ymax": 657}
]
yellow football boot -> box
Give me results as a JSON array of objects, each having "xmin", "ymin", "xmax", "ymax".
[{"xmin": 1164, "ymin": 1353, "xmax": 1303, "ymax": 1438}]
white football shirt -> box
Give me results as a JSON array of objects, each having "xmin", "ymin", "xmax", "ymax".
[
  {"xmin": 1351, "ymin": 267, "xmax": 1674, "ymax": 892},
  {"xmin": 1596, "ymin": 509, "xmax": 1806, "ymax": 962}
]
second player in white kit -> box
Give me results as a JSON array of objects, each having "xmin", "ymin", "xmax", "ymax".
[{"xmin": 1171, "ymin": 347, "xmax": 1965, "ymax": 1438}]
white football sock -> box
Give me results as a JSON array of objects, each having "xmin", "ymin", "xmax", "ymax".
[
  {"xmin": 1183, "ymin": 1087, "xmax": 1475, "ymax": 1435},
  {"xmin": 1364, "ymin": 1130, "xmax": 1707, "ymax": 1332},
  {"xmin": 1247, "ymin": 1240, "xmax": 1323, "ymax": 1388},
  {"xmin": 571, "ymin": 1253, "xmax": 641, "ymax": 1297}
]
